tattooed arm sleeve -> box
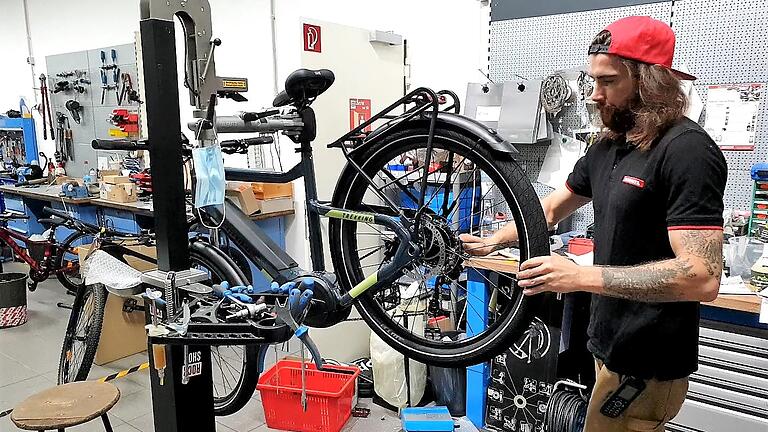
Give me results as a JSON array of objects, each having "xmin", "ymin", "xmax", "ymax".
[{"xmin": 598, "ymin": 229, "xmax": 723, "ymax": 302}]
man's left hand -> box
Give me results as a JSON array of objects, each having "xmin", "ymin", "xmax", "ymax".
[{"xmin": 517, "ymin": 253, "xmax": 584, "ymax": 295}]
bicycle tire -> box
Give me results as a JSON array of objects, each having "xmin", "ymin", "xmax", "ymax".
[
  {"xmin": 54, "ymin": 231, "xmax": 95, "ymax": 293},
  {"xmin": 188, "ymin": 241, "xmax": 260, "ymax": 416},
  {"xmin": 328, "ymin": 125, "xmax": 551, "ymax": 367},
  {"xmin": 57, "ymin": 283, "xmax": 107, "ymax": 384}
]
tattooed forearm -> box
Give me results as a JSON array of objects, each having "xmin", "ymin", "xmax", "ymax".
[
  {"xmin": 601, "ymin": 258, "xmax": 696, "ymax": 302},
  {"xmin": 679, "ymin": 230, "xmax": 723, "ymax": 276}
]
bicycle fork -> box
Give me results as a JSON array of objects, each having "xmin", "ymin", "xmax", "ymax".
[{"xmin": 312, "ymin": 202, "xmax": 418, "ymax": 307}]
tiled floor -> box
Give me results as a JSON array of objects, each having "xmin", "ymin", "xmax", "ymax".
[{"xmin": 0, "ymin": 263, "xmax": 405, "ymax": 432}]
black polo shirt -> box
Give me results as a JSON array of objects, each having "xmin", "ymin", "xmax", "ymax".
[{"xmin": 566, "ymin": 117, "xmax": 727, "ymax": 380}]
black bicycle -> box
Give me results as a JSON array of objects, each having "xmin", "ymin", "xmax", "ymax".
[
  {"xmin": 48, "ymin": 207, "xmax": 257, "ymax": 415},
  {"xmin": 91, "ymin": 69, "xmax": 551, "ymax": 415}
]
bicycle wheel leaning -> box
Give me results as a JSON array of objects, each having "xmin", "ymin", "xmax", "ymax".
[
  {"xmin": 57, "ymin": 283, "xmax": 107, "ymax": 384},
  {"xmin": 329, "ymin": 125, "xmax": 551, "ymax": 367}
]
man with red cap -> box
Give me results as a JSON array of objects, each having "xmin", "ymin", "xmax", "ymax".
[{"xmin": 462, "ymin": 16, "xmax": 726, "ymax": 431}]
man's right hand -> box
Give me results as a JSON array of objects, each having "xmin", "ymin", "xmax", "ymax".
[{"xmin": 459, "ymin": 234, "xmax": 497, "ymax": 256}]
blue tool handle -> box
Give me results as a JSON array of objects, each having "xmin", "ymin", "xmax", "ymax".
[
  {"xmin": 229, "ymin": 293, "xmax": 253, "ymax": 303},
  {"xmin": 295, "ymin": 326, "xmax": 324, "ymax": 370},
  {"xmin": 230, "ymin": 285, "xmax": 255, "ymax": 294},
  {"xmin": 111, "ymin": 49, "xmax": 117, "ymax": 63},
  {"xmin": 100, "ymin": 70, "xmax": 107, "ymax": 85},
  {"xmin": 289, "ymin": 288, "xmax": 302, "ymax": 315},
  {"xmin": 279, "ymin": 281, "xmax": 295, "ymax": 294},
  {"xmin": 299, "ymin": 290, "xmax": 313, "ymax": 309},
  {"xmin": 100, "ymin": 50, "xmax": 106, "ymax": 64},
  {"xmin": 300, "ymin": 278, "xmax": 315, "ymax": 290}
]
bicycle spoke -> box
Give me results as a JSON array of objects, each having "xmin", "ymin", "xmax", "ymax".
[{"xmin": 358, "ymin": 244, "xmax": 385, "ymax": 262}]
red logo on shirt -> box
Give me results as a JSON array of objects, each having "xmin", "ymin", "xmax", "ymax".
[{"xmin": 622, "ymin": 176, "xmax": 645, "ymax": 188}]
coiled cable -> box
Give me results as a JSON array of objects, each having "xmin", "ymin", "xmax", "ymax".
[{"xmin": 545, "ymin": 389, "xmax": 588, "ymax": 432}]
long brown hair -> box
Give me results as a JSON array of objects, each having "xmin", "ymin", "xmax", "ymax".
[{"xmin": 592, "ymin": 30, "xmax": 688, "ymax": 151}]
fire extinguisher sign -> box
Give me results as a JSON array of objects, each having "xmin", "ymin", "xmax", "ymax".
[
  {"xmin": 349, "ymin": 99, "xmax": 372, "ymax": 132},
  {"xmin": 303, "ymin": 23, "xmax": 322, "ymax": 53}
]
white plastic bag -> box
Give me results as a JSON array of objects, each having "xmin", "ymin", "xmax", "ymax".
[{"xmin": 370, "ymin": 281, "xmax": 427, "ymax": 408}]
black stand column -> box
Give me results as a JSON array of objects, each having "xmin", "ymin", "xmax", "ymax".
[
  {"xmin": 140, "ymin": 17, "xmax": 190, "ymax": 272},
  {"xmin": 140, "ymin": 18, "xmax": 214, "ymax": 432}
]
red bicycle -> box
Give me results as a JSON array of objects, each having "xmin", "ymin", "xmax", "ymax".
[{"xmin": 0, "ymin": 209, "xmax": 93, "ymax": 292}]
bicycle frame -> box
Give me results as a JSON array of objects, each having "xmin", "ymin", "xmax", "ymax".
[
  {"xmin": 217, "ymin": 88, "xmax": 465, "ymax": 305},
  {"xmin": 0, "ymin": 226, "xmax": 63, "ymax": 279}
]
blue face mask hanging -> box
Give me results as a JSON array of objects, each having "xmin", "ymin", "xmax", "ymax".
[{"xmin": 192, "ymin": 145, "xmax": 226, "ymax": 209}]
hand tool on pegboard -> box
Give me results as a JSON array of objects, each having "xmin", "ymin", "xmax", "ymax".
[
  {"xmin": 113, "ymin": 67, "xmax": 121, "ymax": 102},
  {"xmin": 38, "ymin": 74, "xmax": 54, "ymax": 140}
]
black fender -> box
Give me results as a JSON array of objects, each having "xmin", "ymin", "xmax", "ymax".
[
  {"xmin": 432, "ymin": 112, "xmax": 519, "ymax": 155},
  {"xmin": 360, "ymin": 111, "xmax": 518, "ymax": 156}
]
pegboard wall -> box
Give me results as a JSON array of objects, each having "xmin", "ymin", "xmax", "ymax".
[
  {"xmin": 490, "ymin": 0, "xmax": 768, "ymax": 230},
  {"xmin": 45, "ymin": 43, "xmax": 141, "ymax": 178},
  {"xmin": 672, "ymin": 0, "xmax": 768, "ymax": 210}
]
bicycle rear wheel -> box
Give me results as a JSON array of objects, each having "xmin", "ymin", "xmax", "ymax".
[{"xmin": 329, "ymin": 125, "xmax": 551, "ymax": 367}]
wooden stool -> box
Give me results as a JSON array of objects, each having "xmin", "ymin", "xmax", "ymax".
[{"xmin": 11, "ymin": 381, "xmax": 120, "ymax": 432}]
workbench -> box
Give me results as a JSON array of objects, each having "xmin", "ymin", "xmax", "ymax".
[{"xmin": 0, "ymin": 184, "xmax": 293, "ymax": 287}]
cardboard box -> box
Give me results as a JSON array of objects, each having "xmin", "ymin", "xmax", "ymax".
[
  {"xmin": 256, "ymin": 196, "xmax": 294, "ymax": 214},
  {"xmin": 78, "ymin": 243, "xmax": 157, "ymax": 365},
  {"xmin": 100, "ymin": 183, "xmax": 138, "ymax": 203},
  {"xmin": 252, "ymin": 182, "xmax": 294, "ymax": 200},
  {"xmin": 226, "ymin": 181, "xmax": 261, "ymax": 215},
  {"xmin": 102, "ymin": 175, "xmax": 131, "ymax": 185}
]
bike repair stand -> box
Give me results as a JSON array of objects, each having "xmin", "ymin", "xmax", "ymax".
[
  {"xmin": 138, "ymin": 1, "xmax": 225, "ymax": 431},
  {"xmin": 143, "ymin": 269, "xmax": 215, "ymax": 432}
]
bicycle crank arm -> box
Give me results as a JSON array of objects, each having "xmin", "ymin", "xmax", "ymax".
[{"xmin": 313, "ymin": 204, "xmax": 419, "ymax": 307}]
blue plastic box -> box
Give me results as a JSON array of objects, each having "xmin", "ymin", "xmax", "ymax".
[{"xmin": 401, "ymin": 406, "xmax": 454, "ymax": 432}]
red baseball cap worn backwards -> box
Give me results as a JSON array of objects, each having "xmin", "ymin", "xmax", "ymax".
[{"xmin": 588, "ymin": 16, "xmax": 696, "ymax": 81}]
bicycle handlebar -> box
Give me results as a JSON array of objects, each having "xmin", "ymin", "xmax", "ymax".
[
  {"xmin": 91, "ymin": 139, "xmax": 148, "ymax": 151},
  {"xmin": 241, "ymin": 109, "xmax": 280, "ymax": 122},
  {"xmin": 220, "ymin": 136, "xmax": 275, "ymax": 154}
]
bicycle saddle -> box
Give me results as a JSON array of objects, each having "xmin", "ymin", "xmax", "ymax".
[{"xmin": 272, "ymin": 68, "xmax": 335, "ymax": 107}]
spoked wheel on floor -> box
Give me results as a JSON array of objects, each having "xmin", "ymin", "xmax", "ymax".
[
  {"xmin": 329, "ymin": 125, "xmax": 551, "ymax": 367},
  {"xmin": 58, "ymin": 283, "xmax": 107, "ymax": 384}
]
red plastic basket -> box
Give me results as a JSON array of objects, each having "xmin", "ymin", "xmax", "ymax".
[{"xmin": 257, "ymin": 359, "xmax": 360, "ymax": 432}]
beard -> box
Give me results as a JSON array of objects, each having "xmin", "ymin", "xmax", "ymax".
[{"xmin": 598, "ymin": 103, "xmax": 636, "ymax": 134}]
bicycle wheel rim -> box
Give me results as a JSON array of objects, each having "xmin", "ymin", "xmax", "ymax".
[{"xmin": 337, "ymin": 132, "xmax": 540, "ymax": 354}]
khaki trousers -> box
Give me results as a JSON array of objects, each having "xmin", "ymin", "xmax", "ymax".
[{"xmin": 583, "ymin": 360, "xmax": 688, "ymax": 432}]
